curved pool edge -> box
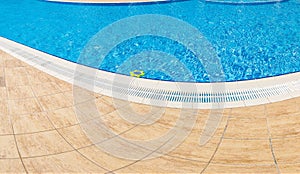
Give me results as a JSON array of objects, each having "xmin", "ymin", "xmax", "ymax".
[
  {"xmin": 1, "ymin": 36, "xmax": 299, "ymax": 109},
  {"xmin": 205, "ymin": 0, "xmax": 288, "ymax": 5},
  {"xmin": 44, "ymin": 0, "xmax": 169, "ymax": 4}
]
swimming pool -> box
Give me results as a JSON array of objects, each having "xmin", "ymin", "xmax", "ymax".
[{"xmin": 0, "ymin": 0, "xmax": 299, "ymax": 82}]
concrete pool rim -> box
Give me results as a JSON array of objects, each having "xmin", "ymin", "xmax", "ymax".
[
  {"xmin": 44, "ymin": 0, "xmax": 176, "ymax": 5},
  {"xmin": 45, "ymin": 0, "xmax": 288, "ymax": 5},
  {"xmin": 1, "ymin": 36, "xmax": 299, "ymax": 109}
]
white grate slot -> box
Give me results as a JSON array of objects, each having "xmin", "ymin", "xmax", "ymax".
[{"xmin": 0, "ymin": 36, "xmax": 299, "ymax": 109}]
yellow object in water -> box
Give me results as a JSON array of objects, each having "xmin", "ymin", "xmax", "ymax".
[{"xmin": 130, "ymin": 70, "xmax": 145, "ymax": 78}]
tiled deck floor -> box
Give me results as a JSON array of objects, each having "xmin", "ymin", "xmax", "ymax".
[{"xmin": 0, "ymin": 50, "xmax": 300, "ymax": 173}]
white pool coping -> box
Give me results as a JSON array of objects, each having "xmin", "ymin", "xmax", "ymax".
[
  {"xmin": 1, "ymin": 37, "xmax": 300, "ymax": 109},
  {"xmin": 45, "ymin": 0, "xmax": 168, "ymax": 4},
  {"xmin": 205, "ymin": 0, "xmax": 287, "ymax": 5}
]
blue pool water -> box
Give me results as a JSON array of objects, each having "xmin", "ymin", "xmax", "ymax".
[{"xmin": 0, "ymin": 0, "xmax": 299, "ymax": 82}]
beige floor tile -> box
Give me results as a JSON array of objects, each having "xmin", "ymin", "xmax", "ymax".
[
  {"xmin": 74, "ymin": 100, "xmax": 101, "ymax": 122},
  {"xmin": 16, "ymin": 130, "xmax": 73, "ymax": 157},
  {"xmin": 93, "ymin": 92, "xmax": 103, "ymax": 99},
  {"xmin": 8, "ymin": 98, "xmax": 42, "ymax": 115},
  {"xmin": 63, "ymin": 88, "xmax": 95, "ymax": 105},
  {"xmin": 47, "ymin": 107, "xmax": 79, "ymax": 128},
  {"xmin": 0, "ymin": 100, "xmax": 8, "ymax": 116},
  {"xmin": 272, "ymin": 137, "xmax": 300, "ymax": 164},
  {"xmin": 0, "ymin": 51, "xmax": 14, "ymax": 61},
  {"xmin": 278, "ymin": 163, "xmax": 300, "ymax": 173},
  {"xmin": 121, "ymin": 102, "xmax": 154, "ymax": 116},
  {"xmin": 294, "ymin": 97, "xmax": 300, "ymax": 104},
  {"xmin": 268, "ymin": 113, "xmax": 300, "ymax": 138},
  {"xmin": 41, "ymin": 73, "xmax": 57, "ymax": 82},
  {"xmin": 5, "ymin": 74, "xmax": 30, "ymax": 87},
  {"xmin": 12, "ymin": 112, "xmax": 54, "ymax": 134},
  {"xmin": 99, "ymin": 95, "xmax": 128, "ymax": 109},
  {"xmin": 23, "ymin": 151, "xmax": 106, "ymax": 173},
  {"xmin": 98, "ymin": 109, "xmax": 175, "ymax": 141},
  {"xmin": 7, "ymin": 86, "xmax": 34, "ymax": 100},
  {"xmin": 95, "ymin": 96, "xmax": 117, "ymax": 115},
  {"xmin": 204, "ymin": 164, "xmax": 277, "ymax": 173},
  {"xmin": 58, "ymin": 125, "xmax": 93, "ymax": 149},
  {"xmin": 279, "ymin": 98, "xmax": 299, "ymax": 103},
  {"xmin": 78, "ymin": 145, "xmax": 133, "ymax": 171},
  {"xmin": 27, "ymin": 72, "xmax": 52, "ymax": 84},
  {"xmin": 116, "ymin": 102, "xmax": 171, "ymax": 124},
  {"xmin": 53, "ymin": 78, "xmax": 73, "ymax": 92},
  {"xmin": 5, "ymin": 67, "xmax": 27, "ymax": 76},
  {"xmin": 25, "ymin": 66, "xmax": 42, "ymax": 77},
  {"xmin": 75, "ymin": 118, "xmax": 115, "ymax": 145},
  {"xmin": 155, "ymin": 107, "xmax": 184, "ymax": 128},
  {"xmin": 0, "ymin": 87, "xmax": 7, "ymax": 100},
  {"xmin": 5, "ymin": 59, "xmax": 26, "ymax": 67},
  {"xmin": 0, "ymin": 159, "xmax": 26, "ymax": 173},
  {"xmin": 0, "ymin": 135, "xmax": 19, "ymax": 158},
  {"xmin": 74, "ymin": 98, "xmax": 116, "ymax": 122},
  {"xmin": 0, "ymin": 76, "xmax": 5, "ymax": 87},
  {"xmin": 167, "ymin": 133, "xmax": 221, "ymax": 163},
  {"xmin": 38, "ymin": 93, "xmax": 72, "ymax": 111},
  {"xmin": 0, "ymin": 67, "xmax": 4, "ymax": 75},
  {"xmin": 266, "ymin": 99, "xmax": 299, "ymax": 117},
  {"xmin": 115, "ymin": 155, "xmax": 207, "ymax": 173},
  {"xmin": 197, "ymin": 108, "xmax": 232, "ymax": 120},
  {"xmin": 224, "ymin": 117, "xmax": 269, "ymax": 139},
  {"xmin": 0, "ymin": 114, "xmax": 13, "ymax": 135},
  {"xmin": 231, "ymin": 105, "xmax": 266, "ymax": 118},
  {"xmin": 212, "ymin": 139, "xmax": 274, "ymax": 164},
  {"xmin": 93, "ymin": 107, "xmax": 201, "ymax": 145},
  {"xmin": 167, "ymin": 114, "xmax": 228, "ymax": 162},
  {"xmin": 0, "ymin": 58, "xmax": 4, "ymax": 67},
  {"xmin": 31, "ymin": 82, "xmax": 61, "ymax": 96}
]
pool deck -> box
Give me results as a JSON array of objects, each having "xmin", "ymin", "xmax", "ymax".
[{"xmin": 1, "ymin": 49, "xmax": 300, "ymax": 173}]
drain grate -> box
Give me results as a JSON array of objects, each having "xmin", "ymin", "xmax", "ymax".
[
  {"xmin": 108, "ymin": 82, "xmax": 291, "ymax": 103},
  {"xmin": 0, "ymin": 36, "xmax": 299, "ymax": 108}
]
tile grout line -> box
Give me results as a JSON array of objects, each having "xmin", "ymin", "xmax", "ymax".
[
  {"xmin": 33, "ymin": 96, "xmax": 110, "ymax": 172},
  {"xmin": 57, "ymin": 84, "xmax": 114, "ymax": 172},
  {"xmin": 200, "ymin": 114, "xmax": 231, "ymax": 173},
  {"xmin": 5, "ymin": 89, "xmax": 158, "ymax": 137},
  {"xmin": 107, "ymin": 128, "xmax": 174, "ymax": 174},
  {"xmin": 265, "ymin": 105, "xmax": 281, "ymax": 174},
  {"xmin": 75, "ymin": 101, "xmax": 167, "ymax": 145},
  {"xmin": 4, "ymin": 64, "xmax": 29, "ymax": 173},
  {"xmin": 20, "ymin": 149, "xmax": 76, "ymax": 159},
  {"xmin": 81, "ymin": 103, "xmax": 170, "ymax": 173},
  {"xmin": 77, "ymin": 107, "xmax": 229, "ymax": 172},
  {"xmin": 73, "ymin": 106, "xmax": 173, "ymax": 163},
  {"xmin": 10, "ymin": 121, "xmax": 29, "ymax": 174},
  {"xmin": 1, "ymin": 43, "xmax": 299, "ymax": 172},
  {"xmin": 24, "ymin": 67, "xmax": 110, "ymax": 172}
]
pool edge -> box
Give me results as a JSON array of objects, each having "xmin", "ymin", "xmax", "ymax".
[{"xmin": 1, "ymin": 36, "xmax": 299, "ymax": 109}]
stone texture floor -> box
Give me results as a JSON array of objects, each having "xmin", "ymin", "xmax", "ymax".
[{"xmin": 0, "ymin": 50, "xmax": 300, "ymax": 173}]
